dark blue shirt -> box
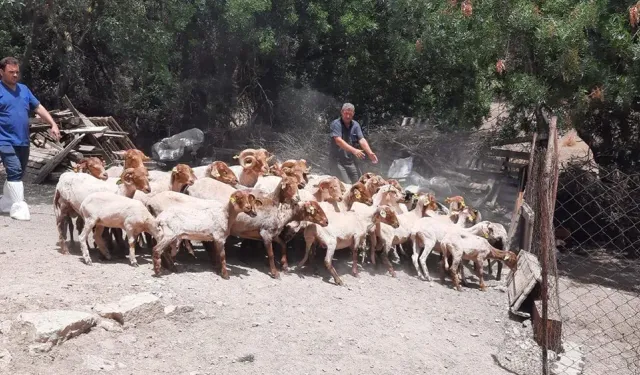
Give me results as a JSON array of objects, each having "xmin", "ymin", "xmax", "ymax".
[
  {"xmin": 0, "ymin": 82, "xmax": 40, "ymax": 146},
  {"xmin": 329, "ymin": 117, "xmax": 364, "ymax": 161}
]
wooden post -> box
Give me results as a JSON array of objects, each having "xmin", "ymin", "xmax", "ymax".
[{"xmin": 33, "ymin": 134, "xmax": 86, "ymax": 184}]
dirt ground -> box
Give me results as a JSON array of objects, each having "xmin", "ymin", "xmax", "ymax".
[{"xmin": 0, "ymin": 182, "xmax": 524, "ymax": 375}]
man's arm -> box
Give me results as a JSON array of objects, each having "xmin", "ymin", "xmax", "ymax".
[
  {"xmin": 355, "ymin": 125, "xmax": 378, "ymax": 163},
  {"xmin": 34, "ymin": 104, "xmax": 60, "ymax": 141},
  {"xmin": 334, "ymin": 136, "xmax": 360, "ymax": 155}
]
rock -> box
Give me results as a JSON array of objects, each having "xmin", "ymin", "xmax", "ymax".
[
  {"xmin": 470, "ymin": 333, "xmax": 479, "ymax": 337},
  {"xmin": 164, "ymin": 305, "xmax": 194, "ymax": 316},
  {"xmin": 522, "ymin": 320, "xmax": 531, "ymax": 328},
  {"xmin": 97, "ymin": 319, "xmax": 123, "ymax": 333},
  {"xmin": 28, "ymin": 342, "xmax": 53, "ymax": 354},
  {"xmin": 85, "ymin": 355, "xmax": 116, "ymax": 371},
  {"xmin": 93, "ymin": 292, "xmax": 163, "ymax": 325},
  {"xmin": 0, "ymin": 320, "xmax": 12, "ymax": 335},
  {"xmin": 17, "ymin": 310, "xmax": 97, "ymax": 345},
  {"xmin": 0, "ymin": 348, "xmax": 11, "ymax": 369}
]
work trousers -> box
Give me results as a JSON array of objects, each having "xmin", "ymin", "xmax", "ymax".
[
  {"xmin": 330, "ymin": 158, "xmax": 362, "ymax": 184},
  {"xmin": 0, "ymin": 145, "xmax": 30, "ymax": 181}
]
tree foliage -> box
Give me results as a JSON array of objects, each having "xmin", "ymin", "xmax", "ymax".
[{"xmin": 0, "ymin": 0, "xmax": 639, "ymax": 171}]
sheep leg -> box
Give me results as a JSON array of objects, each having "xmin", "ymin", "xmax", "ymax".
[
  {"xmin": 381, "ymin": 247, "xmax": 396, "ymax": 277},
  {"xmin": 410, "ymin": 234, "xmax": 426, "ymax": 279},
  {"xmin": 487, "ymin": 259, "xmax": 493, "ymax": 276},
  {"xmin": 297, "ymin": 238, "xmax": 312, "ymax": 268},
  {"xmin": 495, "ymin": 260, "xmax": 503, "ymax": 281},
  {"xmin": 92, "ymin": 225, "xmax": 112, "ymax": 261},
  {"xmin": 273, "ymin": 236, "xmax": 289, "ymax": 272},
  {"xmin": 449, "ymin": 257, "xmax": 462, "ymax": 291},
  {"xmin": 184, "ymin": 241, "xmax": 196, "ymax": 257},
  {"xmin": 459, "ymin": 262, "xmax": 468, "ymax": 287},
  {"xmin": 78, "ymin": 219, "xmax": 96, "ymax": 266},
  {"xmin": 214, "ymin": 239, "xmax": 229, "ymax": 280},
  {"xmin": 324, "ymin": 242, "xmax": 342, "ymax": 286},
  {"xmin": 351, "ymin": 244, "xmax": 359, "ymax": 277},
  {"xmin": 56, "ymin": 211, "xmax": 70, "ymax": 254},
  {"xmin": 369, "ymin": 234, "xmax": 378, "ymax": 266},
  {"xmin": 124, "ymin": 228, "xmax": 139, "ymax": 267},
  {"xmin": 261, "ymin": 234, "xmax": 280, "ymax": 279},
  {"xmin": 418, "ymin": 236, "xmax": 437, "ymax": 282},
  {"xmin": 152, "ymin": 236, "xmax": 175, "ymax": 276},
  {"xmin": 202, "ymin": 241, "xmax": 217, "ymax": 269},
  {"xmin": 475, "ymin": 260, "xmax": 486, "ymax": 291}
]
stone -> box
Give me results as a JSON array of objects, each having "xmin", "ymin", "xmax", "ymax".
[
  {"xmin": 17, "ymin": 310, "xmax": 97, "ymax": 345},
  {"xmin": 28, "ymin": 342, "xmax": 53, "ymax": 354},
  {"xmin": 93, "ymin": 292, "xmax": 163, "ymax": 325},
  {"xmin": 97, "ymin": 318, "xmax": 123, "ymax": 333},
  {"xmin": 164, "ymin": 305, "xmax": 194, "ymax": 316},
  {"xmin": 0, "ymin": 320, "xmax": 12, "ymax": 335},
  {"xmin": 0, "ymin": 348, "xmax": 11, "ymax": 369},
  {"xmin": 85, "ymin": 355, "xmax": 116, "ymax": 371}
]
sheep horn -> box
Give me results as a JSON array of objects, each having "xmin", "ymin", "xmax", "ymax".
[{"xmin": 240, "ymin": 155, "xmax": 257, "ymax": 169}]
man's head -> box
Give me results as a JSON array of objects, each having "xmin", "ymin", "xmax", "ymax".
[
  {"xmin": 341, "ymin": 103, "xmax": 355, "ymax": 124},
  {"xmin": 0, "ymin": 57, "xmax": 20, "ymax": 87}
]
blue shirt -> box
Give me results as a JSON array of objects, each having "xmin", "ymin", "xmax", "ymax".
[
  {"xmin": 0, "ymin": 82, "xmax": 40, "ymax": 146},
  {"xmin": 328, "ymin": 117, "xmax": 364, "ymax": 162}
]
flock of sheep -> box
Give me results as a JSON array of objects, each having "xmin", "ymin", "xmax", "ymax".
[{"xmin": 52, "ymin": 148, "xmax": 518, "ymax": 290}]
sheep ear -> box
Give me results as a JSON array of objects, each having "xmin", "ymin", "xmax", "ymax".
[
  {"xmin": 171, "ymin": 167, "xmax": 178, "ymax": 173},
  {"xmin": 254, "ymin": 199, "xmax": 263, "ymax": 207},
  {"xmin": 229, "ymin": 195, "xmax": 237, "ymax": 204},
  {"xmin": 211, "ymin": 168, "xmax": 220, "ymax": 178}
]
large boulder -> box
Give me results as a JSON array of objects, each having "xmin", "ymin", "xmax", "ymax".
[{"xmin": 17, "ymin": 310, "xmax": 97, "ymax": 345}]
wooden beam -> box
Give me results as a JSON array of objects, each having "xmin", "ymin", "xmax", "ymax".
[
  {"xmin": 33, "ymin": 134, "xmax": 86, "ymax": 184},
  {"xmin": 62, "ymin": 126, "xmax": 108, "ymax": 134}
]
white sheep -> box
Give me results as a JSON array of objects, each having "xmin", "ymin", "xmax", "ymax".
[
  {"xmin": 440, "ymin": 231, "xmax": 518, "ymax": 291},
  {"xmin": 54, "ymin": 168, "xmax": 151, "ymax": 255},
  {"xmin": 299, "ymin": 205, "xmax": 400, "ymax": 286},
  {"xmin": 151, "ymin": 190, "xmax": 262, "ymax": 278},
  {"xmin": 77, "ymin": 191, "xmax": 161, "ymax": 266}
]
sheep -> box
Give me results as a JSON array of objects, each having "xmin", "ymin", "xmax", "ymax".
[
  {"xmin": 192, "ymin": 161, "xmax": 238, "ymax": 185},
  {"xmin": 230, "ymin": 199, "xmax": 329, "ymax": 278},
  {"xmin": 464, "ymin": 221, "xmax": 508, "ymax": 280},
  {"xmin": 370, "ymin": 194, "xmax": 438, "ymax": 277},
  {"xmin": 72, "ymin": 157, "xmax": 108, "ymax": 180},
  {"xmin": 445, "ymin": 195, "xmax": 466, "ymax": 212},
  {"xmin": 77, "ymin": 191, "xmax": 161, "ymax": 267},
  {"xmin": 350, "ymin": 184, "xmax": 404, "ymax": 216},
  {"xmin": 255, "ymin": 159, "xmax": 309, "ymax": 190},
  {"xmin": 105, "ymin": 149, "xmax": 150, "ymax": 177},
  {"xmin": 151, "ymin": 190, "xmax": 262, "ymax": 278},
  {"xmin": 230, "ymin": 148, "xmax": 272, "ymax": 186},
  {"xmin": 307, "ymin": 174, "xmax": 350, "ymax": 194},
  {"xmin": 299, "ymin": 205, "xmax": 400, "ymax": 286},
  {"xmin": 440, "ymin": 231, "xmax": 518, "ymax": 291},
  {"xmin": 54, "ymin": 167, "xmax": 151, "ymax": 254},
  {"xmin": 408, "ymin": 207, "xmax": 475, "ymax": 280}
]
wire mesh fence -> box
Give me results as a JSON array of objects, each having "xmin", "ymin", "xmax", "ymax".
[{"xmin": 552, "ymin": 157, "xmax": 640, "ymax": 375}]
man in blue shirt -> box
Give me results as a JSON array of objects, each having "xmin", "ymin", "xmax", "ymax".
[
  {"xmin": 0, "ymin": 56, "xmax": 60, "ymax": 221},
  {"xmin": 328, "ymin": 103, "xmax": 378, "ymax": 183}
]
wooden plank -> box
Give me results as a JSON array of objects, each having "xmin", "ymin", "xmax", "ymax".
[
  {"xmin": 61, "ymin": 126, "xmax": 108, "ymax": 134},
  {"xmin": 33, "ymin": 134, "xmax": 86, "ymax": 184},
  {"xmin": 507, "ymin": 250, "xmax": 541, "ymax": 318},
  {"xmin": 77, "ymin": 145, "xmax": 96, "ymax": 152},
  {"xmin": 492, "ymin": 135, "xmax": 534, "ymax": 146},
  {"xmin": 488, "ymin": 148, "xmax": 531, "ymax": 160}
]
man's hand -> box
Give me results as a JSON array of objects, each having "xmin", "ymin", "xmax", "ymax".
[
  {"xmin": 352, "ymin": 149, "xmax": 365, "ymax": 159},
  {"xmin": 49, "ymin": 124, "xmax": 61, "ymax": 141},
  {"xmin": 368, "ymin": 152, "xmax": 378, "ymax": 164}
]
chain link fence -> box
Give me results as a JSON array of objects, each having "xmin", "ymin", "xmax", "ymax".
[{"xmin": 553, "ymin": 157, "xmax": 640, "ymax": 375}]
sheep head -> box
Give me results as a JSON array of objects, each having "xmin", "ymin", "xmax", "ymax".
[
  {"xmin": 123, "ymin": 149, "xmax": 151, "ymax": 170},
  {"xmin": 281, "ymin": 166, "xmax": 306, "ymax": 189},
  {"xmin": 502, "ymin": 251, "xmax": 518, "ymax": 270},
  {"xmin": 74, "ymin": 157, "xmax": 108, "ymax": 180},
  {"xmin": 365, "ymin": 175, "xmax": 387, "ymax": 195},
  {"xmin": 312, "ymin": 177, "xmax": 343, "ymax": 202},
  {"xmin": 277, "ymin": 175, "xmax": 301, "ymax": 204},
  {"xmin": 349, "ymin": 182, "xmax": 373, "ymax": 205},
  {"xmin": 426, "ymin": 193, "xmax": 439, "ymax": 211},
  {"xmin": 375, "ymin": 205, "xmax": 400, "ymax": 228},
  {"xmin": 445, "ymin": 195, "xmax": 466, "ymax": 211},
  {"xmin": 386, "ymin": 178, "xmax": 403, "ymax": 192},
  {"xmin": 299, "ymin": 201, "xmax": 328, "ymax": 227},
  {"xmin": 207, "ymin": 161, "xmax": 238, "ymax": 186},
  {"xmin": 358, "ymin": 172, "xmax": 375, "ymax": 184},
  {"xmin": 117, "ymin": 167, "xmax": 151, "ymax": 194},
  {"xmin": 234, "ymin": 148, "xmax": 272, "ymax": 173},
  {"xmin": 377, "ymin": 184, "xmax": 403, "ymax": 204},
  {"xmin": 170, "ymin": 164, "xmax": 197, "ymax": 192},
  {"xmin": 229, "ymin": 190, "xmax": 262, "ymax": 218}
]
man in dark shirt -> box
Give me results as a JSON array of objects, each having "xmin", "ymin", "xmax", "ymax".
[
  {"xmin": 0, "ymin": 56, "xmax": 60, "ymax": 220},
  {"xmin": 328, "ymin": 103, "xmax": 378, "ymax": 183}
]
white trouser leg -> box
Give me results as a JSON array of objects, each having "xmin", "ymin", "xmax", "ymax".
[{"xmin": 6, "ymin": 181, "xmax": 30, "ymax": 221}]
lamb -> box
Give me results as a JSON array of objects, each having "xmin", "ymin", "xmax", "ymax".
[
  {"xmin": 77, "ymin": 191, "xmax": 161, "ymax": 266},
  {"xmin": 299, "ymin": 205, "xmax": 400, "ymax": 286},
  {"xmin": 192, "ymin": 161, "xmax": 239, "ymax": 185},
  {"xmin": 152, "ymin": 190, "xmax": 262, "ymax": 278},
  {"xmin": 54, "ymin": 167, "xmax": 151, "ymax": 254},
  {"xmin": 370, "ymin": 194, "xmax": 438, "ymax": 277},
  {"xmin": 408, "ymin": 207, "xmax": 475, "ymax": 280},
  {"xmin": 440, "ymin": 231, "xmax": 518, "ymax": 291},
  {"xmin": 230, "ymin": 199, "xmax": 329, "ymax": 278}
]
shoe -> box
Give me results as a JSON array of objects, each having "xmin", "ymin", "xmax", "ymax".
[
  {"xmin": 5, "ymin": 181, "xmax": 30, "ymax": 221},
  {"xmin": 0, "ymin": 182, "xmax": 13, "ymax": 213}
]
